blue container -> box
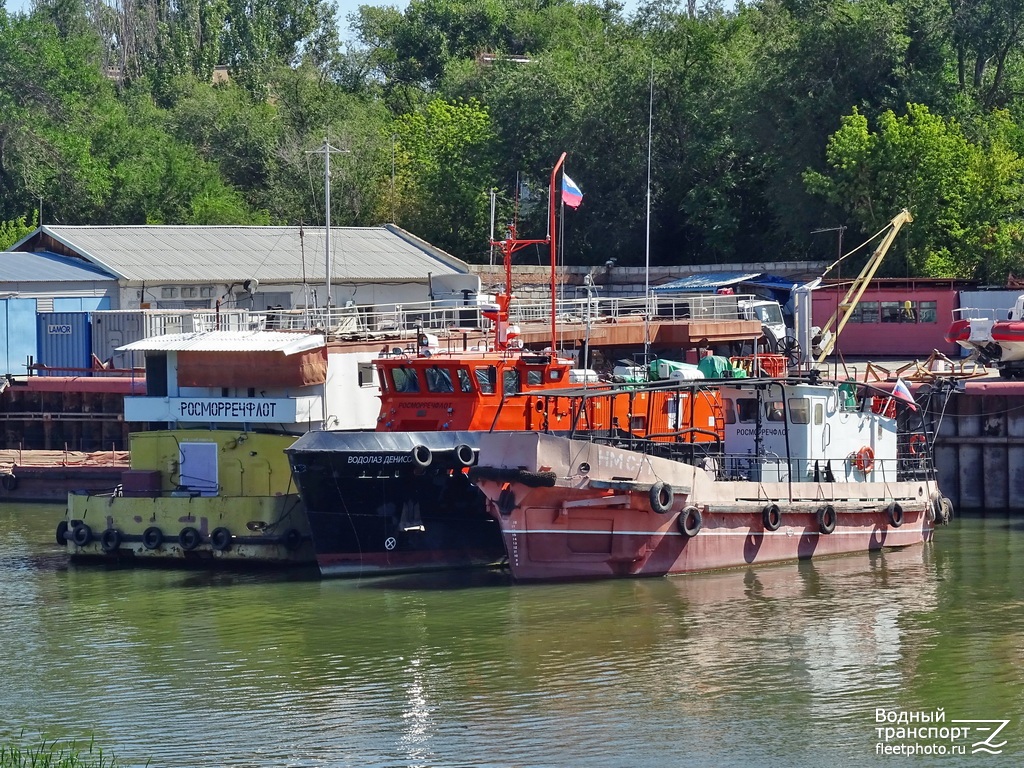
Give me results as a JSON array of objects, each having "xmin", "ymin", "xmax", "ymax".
[
  {"xmin": 36, "ymin": 312, "xmax": 92, "ymax": 375},
  {"xmin": 0, "ymin": 298, "xmax": 38, "ymax": 375}
]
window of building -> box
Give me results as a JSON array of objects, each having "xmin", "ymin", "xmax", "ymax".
[
  {"xmin": 181, "ymin": 286, "xmax": 198, "ymax": 298},
  {"xmin": 881, "ymin": 301, "xmax": 903, "ymax": 322},
  {"xmin": 161, "ymin": 286, "xmax": 177, "ymax": 298},
  {"xmin": 919, "ymin": 300, "xmax": 937, "ymax": 323},
  {"xmin": 853, "ymin": 301, "xmax": 879, "ymax": 323}
]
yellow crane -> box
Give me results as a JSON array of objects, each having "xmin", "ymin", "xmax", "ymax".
[{"xmin": 814, "ymin": 209, "xmax": 913, "ymax": 364}]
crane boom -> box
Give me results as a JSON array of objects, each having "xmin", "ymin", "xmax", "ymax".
[{"xmin": 814, "ymin": 209, "xmax": 913, "ymax": 364}]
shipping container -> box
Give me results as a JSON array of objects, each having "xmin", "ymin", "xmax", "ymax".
[
  {"xmin": 0, "ymin": 298, "xmax": 38, "ymax": 375},
  {"xmin": 36, "ymin": 312, "xmax": 92, "ymax": 375}
]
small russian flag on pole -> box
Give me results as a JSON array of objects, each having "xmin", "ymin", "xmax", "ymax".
[
  {"xmin": 891, "ymin": 377, "xmax": 917, "ymax": 410},
  {"xmin": 561, "ymin": 173, "xmax": 583, "ymax": 209}
]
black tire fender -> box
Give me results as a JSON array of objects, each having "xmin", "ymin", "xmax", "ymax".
[
  {"xmin": 453, "ymin": 443, "xmax": 475, "ymax": 468},
  {"xmin": 56, "ymin": 519, "xmax": 69, "ymax": 547},
  {"xmin": 678, "ymin": 505, "xmax": 703, "ymax": 537},
  {"xmin": 817, "ymin": 504, "xmax": 837, "ymax": 535},
  {"xmin": 762, "ymin": 503, "xmax": 782, "ymax": 532},
  {"xmin": 887, "ymin": 501, "xmax": 904, "ymax": 528},
  {"xmin": 142, "ymin": 526, "xmax": 163, "ymax": 550},
  {"xmin": 1, "ymin": 473, "xmax": 18, "ymax": 491},
  {"xmin": 100, "ymin": 528, "xmax": 122, "ymax": 553},
  {"xmin": 411, "ymin": 445, "xmax": 432, "ymax": 468},
  {"xmin": 71, "ymin": 523, "xmax": 93, "ymax": 547},
  {"xmin": 210, "ymin": 526, "xmax": 232, "ymax": 551},
  {"xmin": 178, "ymin": 526, "xmax": 201, "ymax": 551},
  {"xmin": 649, "ymin": 482, "xmax": 674, "ymax": 514}
]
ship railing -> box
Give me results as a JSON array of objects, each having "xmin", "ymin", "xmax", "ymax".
[
  {"xmin": 950, "ymin": 305, "xmax": 1004, "ymax": 322},
  {"xmin": 261, "ymin": 299, "xmax": 489, "ymax": 336},
  {"xmin": 506, "ymin": 292, "xmax": 758, "ymax": 325}
]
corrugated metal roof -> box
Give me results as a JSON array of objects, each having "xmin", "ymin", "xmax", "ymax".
[
  {"xmin": 0, "ymin": 251, "xmax": 117, "ymax": 283},
  {"xmin": 19, "ymin": 224, "xmax": 469, "ymax": 283},
  {"xmin": 653, "ymin": 272, "xmax": 763, "ymax": 293},
  {"xmin": 119, "ymin": 331, "xmax": 325, "ymax": 355}
]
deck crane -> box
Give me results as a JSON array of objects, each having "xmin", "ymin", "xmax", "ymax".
[{"xmin": 814, "ymin": 209, "xmax": 913, "ymax": 364}]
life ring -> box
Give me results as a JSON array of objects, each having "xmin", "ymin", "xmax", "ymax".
[
  {"xmin": 71, "ymin": 523, "xmax": 93, "ymax": 547},
  {"xmin": 762, "ymin": 503, "xmax": 782, "ymax": 531},
  {"xmin": 1, "ymin": 473, "xmax": 18, "ymax": 491},
  {"xmin": 210, "ymin": 526, "xmax": 232, "ymax": 551},
  {"xmin": 411, "ymin": 445, "xmax": 432, "ymax": 468},
  {"xmin": 909, "ymin": 434, "xmax": 926, "ymax": 455},
  {"xmin": 678, "ymin": 505, "xmax": 703, "ymax": 537},
  {"xmin": 817, "ymin": 504, "xmax": 837, "ymax": 535},
  {"xmin": 100, "ymin": 528, "xmax": 122, "ymax": 553},
  {"xmin": 453, "ymin": 444, "xmax": 475, "ymax": 468},
  {"xmin": 649, "ymin": 482, "xmax": 674, "ymax": 514},
  {"xmin": 56, "ymin": 520, "xmax": 69, "ymax": 547},
  {"xmin": 142, "ymin": 526, "xmax": 163, "ymax": 550},
  {"xmin": 887, "ymin": 501, "xmax": 904, "ymax": 528},
  {"xmin": 178, "ymin": 526, "xmax": 201, "ymax": 551},
  {"xmin": 853, "ymin": 446, "xmax": 875, "ymax": 473}
]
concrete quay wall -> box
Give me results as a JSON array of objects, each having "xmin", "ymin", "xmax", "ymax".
[{"xmin": 934, "ymin": 381, "xmax": 1024, "ymax": 511}]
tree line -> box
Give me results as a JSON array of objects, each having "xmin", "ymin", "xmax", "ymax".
[{"xmin": 2, "ymin": 0, "xmax": 1024, "ymax": 283}]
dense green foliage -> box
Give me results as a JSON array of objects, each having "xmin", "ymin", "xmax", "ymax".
[{"xmin": 4, "ymin": 0, "xmax": 1024, "ymax": 280}]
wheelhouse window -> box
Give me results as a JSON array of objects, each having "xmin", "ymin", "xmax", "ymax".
[
  {"xmin": 425, "ymin": 366, "xmax": 454, "ymax": 393},
  {"xmin": 392, "ymin": 366, "xmax": 420, "ymax": 393},
  {"xmin": 457, "ymin": 368, "xmax": 473, "ymax": 393},
  {"xmin": 788, "ymin": 398, "xmax": 810, "ymax": 424},
  {"xmin": 526, "ymin": 369, "xmax": 545, "ymax": 386},
  {"xmin": 503, "ymin": 369, "xmax": 520, "ymax": 396},
  {"xmin": 475, "ymin": 366, "xmax": 496, "ymax": 394},
  {"xmin": 722, "ymin": 398, "xmax": 737, "ymax": 424},
  {"xmin": 737, "ymin": 398, "xmax": 759, "ymax": 422},
  {"xmin": 766, "ymin": 401, "xmax": 786, "ymax": 421}
]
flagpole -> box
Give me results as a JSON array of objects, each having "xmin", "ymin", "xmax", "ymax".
[
  {"xmin": 644, "ymin": 57, "xmax": 654, "ymax": 373},
  {"xmin": 549, "ymin": 153, "xmax": 567, "ymax": 354}
]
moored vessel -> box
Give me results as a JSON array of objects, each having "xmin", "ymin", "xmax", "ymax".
[{"xmin": 289, "ymin": 374, "xmax": 952, "ymax": 581}]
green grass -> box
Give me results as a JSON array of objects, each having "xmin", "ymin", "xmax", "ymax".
[{"xmin": 0, "ymin": 736, "xmax": 122, "ymax": 768}]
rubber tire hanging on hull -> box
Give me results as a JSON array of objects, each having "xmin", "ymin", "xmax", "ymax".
[
  {"xmin": 762, "ymin": 504, "xmax": 782, "ymax": 532},
  {"xmin": 1, "ymin": 473, "xmax": 18, "ymax": 491},
  {"xmin": 100, "ymin": 528, "xmax": 122, "ymax": 553},
  {"xmin": 71, "ymin": 523, "xmax": 92, "ymax": 547},
  {"xmin": 210, "ymin": 527, "xmax": 232, "ymax": 551},
  {"xmin": 817, "ymin": 505, "xmax": 837, "ymax": 534},
  {"xmin": 179, "ymin": 527, "xmax": 201, "ymax": 551},
  {"xmin": 411, "ymin": 445, "xmax": 432, "ymax": 468},
  {"xmin": 454, "ymin": 444, "xmax": 475, "ymax": 468},
  {"xmin": 678, "ymin": 506, "xmax": 703, "ymax": 537},
  {"xmin": 56, "ymin": 520, "xmax": 68, "ymax": 547},
  {"xmin": 142, "ymin": 526, "xmax": 163, "ymax": 550},
  {"xmin": 649, "ymin": 482, "xmax": 674, "ymax": 514},
  {"xmin": 887, "ymin": 502, "xmax": 904, "ymax": 528}
]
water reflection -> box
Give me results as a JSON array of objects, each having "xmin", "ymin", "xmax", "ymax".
[{"xmin": 1, "ymin": 505, "xmax": 1022, "ymax": 766}]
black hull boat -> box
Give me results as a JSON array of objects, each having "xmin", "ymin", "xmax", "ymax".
[{"xmin": 288, "ymin": 431, "xmax": 505, "ymax": 577}]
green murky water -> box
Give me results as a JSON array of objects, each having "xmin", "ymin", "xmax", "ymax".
[{"xmin": 1, "ymin": 503, "xmax": 1021, "ymax": 767}]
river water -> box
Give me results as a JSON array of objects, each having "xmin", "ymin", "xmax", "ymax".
[{"xmin": 1, "ymin": 503, "xmax": 1021, "ymax": 767}]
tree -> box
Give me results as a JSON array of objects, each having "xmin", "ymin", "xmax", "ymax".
[{"xmin": 804, "ymin": 104, "xmax": 1024, "ymax": 282}]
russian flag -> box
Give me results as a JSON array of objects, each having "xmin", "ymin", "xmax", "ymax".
[
  {"xmin": 892, "ymin": 377, "xmax": 917, "ymax": 411},
  {"xmin": 561, "ymin": 173, "xmax": 583, "ymax": 209}
]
